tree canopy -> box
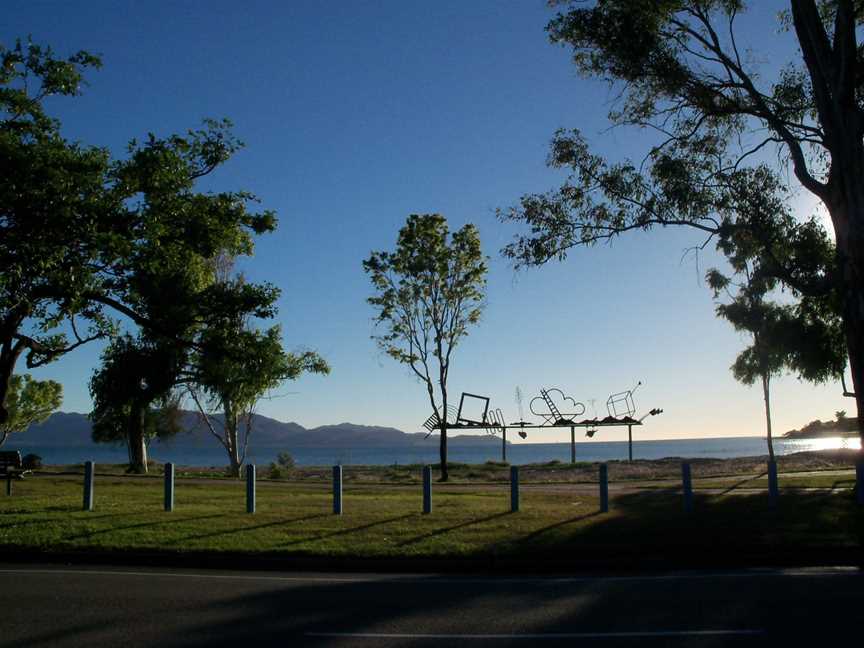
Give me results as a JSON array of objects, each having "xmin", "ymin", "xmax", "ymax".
[
  {"xmin": 364, "ymin": 214, "xmax": 487, "ymax": 481},
  {"xmin": 499, "ymin": 1, "xmax": 864, "ymax": 436},
  {"xmin": 0, "ymin": 374, "xmax": 62, "ymax": 447},
  {"xmin": 0, "ymin": 38, "xmax": 275, "ymax": 428}
]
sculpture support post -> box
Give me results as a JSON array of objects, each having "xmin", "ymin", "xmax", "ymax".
[{"xmin": 510, "ymin": 465, "xmax": 519, "ymax": 512}]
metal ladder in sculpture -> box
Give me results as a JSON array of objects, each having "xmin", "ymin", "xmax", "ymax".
[{"xmin": 540, "ymin": 388, "xmax": 563, "ymax": 424}]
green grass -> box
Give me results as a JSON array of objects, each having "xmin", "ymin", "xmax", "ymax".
[{"xmin": 1, "ymin": 475, "xmax": 861, "ymax": 566}]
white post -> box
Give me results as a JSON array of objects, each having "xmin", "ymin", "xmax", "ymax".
[{"xmin": 83, "ymin": 461, "xmax": 94, "ymax": 511}]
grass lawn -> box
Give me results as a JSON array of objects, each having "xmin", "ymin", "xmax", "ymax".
[{"xmin": 1, "ymin": 473, "xmax": 862, "ymax": 569}]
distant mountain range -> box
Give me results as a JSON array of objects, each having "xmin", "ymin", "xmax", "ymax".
[{"xmin": 23, "ymin": 411, "xmax": 501, "ymax": 449}]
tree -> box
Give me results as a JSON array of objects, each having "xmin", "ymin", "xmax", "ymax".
[
  {"xmin": 89, "ymin": 334, "xmax": 185, "ymax": 472},
  {"xmin": 0, "ymin": 38, "xmax": 275, "ymax": 428},
  {"xmin": 0, "ymin": 374, "xmax": 62, "ymax": 447},
  {"xmin": 499, "ymin": 1, "xmax": 864, "ymax": 444},
  {"xmin": 706, "ymin": 177, "xmax": 846, "ymax": 459},
  {"xmin": 187, "ymin": 311, "xmax": 329, "ymax": 478},
  {"xmin": 363, "ymin": 214, "xmax": 487, "ymax": 482}
]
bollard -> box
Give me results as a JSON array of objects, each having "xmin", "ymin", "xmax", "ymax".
[
  {"xmin": 682, "ymin": 462, "xmax": 693, "ymax": 513},
  {"xmin": 164, "ymin": 462, "xmax": 174, "ymax": 512},
  {"xmin": 333, "ymin": 465, "xmax": 343, "ymax": 515},
  {"xmin": 83, "ymin": 461, "xmax": 94, "ymax": 511},
  {"xmin": 5, "ymin": 476, "xmax": 11, "ymax": 497},
  {"xmin": 246, "ymin": 464, "xmax": 256, "ymax": 514},
  {"xmin": 510, "ymin": 465, "xmax": 520, "ymax": 513},
  {"xmin": 422, "ymin": 465, "xmax": 432, "ymax": 514},
  {"xmin": 767, "ymin": 460, "xmax": 779, "ymax": 507},
  {"xmin": 856, "ymin": 462, "xmax": 864, "ymax": 506},
  {"xmin": 599, "ymin": 463, "xmax": 609, "ymax": 513}
]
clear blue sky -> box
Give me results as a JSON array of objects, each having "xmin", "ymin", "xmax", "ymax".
[{"xmin": 4, "ymin": 0, "xmax": 850, "ymax": 443}]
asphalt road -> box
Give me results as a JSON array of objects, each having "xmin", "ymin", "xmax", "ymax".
[{"xmin": 0, "ymin": 564, "xmax": 861, "ymax": 646}]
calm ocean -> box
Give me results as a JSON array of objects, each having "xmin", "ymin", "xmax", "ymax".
[{"xmin": 17, "ymin": 435, "xmax": 861, "ymax": 468}]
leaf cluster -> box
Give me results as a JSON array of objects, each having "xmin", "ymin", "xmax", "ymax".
[{"xmin": 363, "ymin": 214, "xmax": 487, "ymax": 402}]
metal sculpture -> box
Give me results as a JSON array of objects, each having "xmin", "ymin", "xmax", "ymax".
[
  {"xmin": 484, "ymin": 408, "xmax": 506, "ymax": 435},
  {"xmin": 529, "ymin": 388, "xmax": 586, "ymax": 426},
  {"xmin": 606, "ymin": 381, "xmax": 641, "ymax": 418},
  {"xmin": 422, "ymin": 405, "xmax": 458, "ymax": 437},
  {"xmin": 456, "ymin": 392, "xmax": 491, "ymax": 426}
]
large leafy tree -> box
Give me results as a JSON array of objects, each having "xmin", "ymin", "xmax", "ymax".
[
  {"xmin": 0, "ymin": 38, "xmax": 275, "ymax": 431},
  {"xmin": 363, "ymin": 214, "xmax": 487, "ymax": 482},
  {"xmin": 499, "ymin": 1, "xmax": 864, "ymax": 442},
  {"xmin": 0, "ymin": 374, "xmax": 62, "ymax": 447},
  {"xmin": 89, "ymin": 334, "xmax": 185, "ymax": 473}
]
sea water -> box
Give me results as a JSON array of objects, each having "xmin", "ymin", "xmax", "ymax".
[{"xmin": 17, "ymin": 435, "xmax": 861, "ymax": 468}]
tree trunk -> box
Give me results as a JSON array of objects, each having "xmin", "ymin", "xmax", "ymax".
[
  {"xmin": 225, "ymin": 405, "xmax": 241, "ymax": 478},
  {"xmin": 126, "ymin": 404, "xmax": 148, "ymax": 474},
  {"xmin": 762, "ymin": 373, "xmax": 775, "ymax": 462},
  {"xmin": 833, "ymin": 186, "xmax": 864, "ymax": 452},
  {"xmin": 439, "ymin": 420, "xmax": 448, "ymax": 482},
  {"xmin": 439, "ymin": 388, "xmax": 449, "ymax": 482},
  {"xmin": 0, "ymin": 338, "xmax": 24, "ymax": 428}
]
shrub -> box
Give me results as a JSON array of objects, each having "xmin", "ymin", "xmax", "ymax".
[
  {"xmin": 268, "ymin": 463, "xmax": 284, "ymax": 480},
  {"xmin": 22, "ymin": 453, "xmax": 43, "ymax": 470},
  {"xmin": 276, "ymin": 452, "xmax": 296, "ymax": 470}
]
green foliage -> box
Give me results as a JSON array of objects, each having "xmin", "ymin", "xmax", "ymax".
[
  {"xmin": 0, "ymin": 37, "xmax": 276, "ymax": 429},
  {"xmin": 363, "ymin": 214, "xmax": 487, "ymax": 480},
  {"xmin": 364, "ymin": 214, "xmax": 486, "ymax": 368},
  {"xmin": 0, "ymin": 374, "xmax": 62, "ymax": 446},
  {"xmin": 188, "ymin": 274, "xmax": 329, "ymax": 477},
  {"xmin": 276, "ymin": 451, "xmax": 296, "ymax": 470},
  {"xmin": 89, "ymin": 334, "xmax": 184, "ymax": 453},
  {"xmin": 500, "ymin": 1, "xmax": 864, "ymax": 423}
]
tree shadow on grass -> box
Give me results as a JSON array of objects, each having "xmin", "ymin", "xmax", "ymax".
[
  {"xmin": 719, "ymin": 471, "xmax": 767, "ymax": 495},
  {"xmin": 0, "ymin": 512, "xmax": 129, "ymax": 529},
  {"xmin": 277, "ymin": 513, "xmax": 417, "ymax": 548},
  {"xmin": 511, "ymin": 511, "xmax": 601, "ymax": 547},
  {"xmin": 63, "ymin": 513, "xmax": 227, "ymax": 541},
  {"xmin": 170, "ymin": 513, "xmax": 332, "ymax": 545},
  {"xmin": 522, "ymin": 489, "xmax": 864, "ymax": 567},
  {"xmin": 396, "ymin": 511, "xmax": 511, "ymax": 547}
]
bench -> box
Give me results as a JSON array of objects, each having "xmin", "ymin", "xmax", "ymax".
[{"xmin": 0, "ymin": 450, "xmax": 30, "ymax": 495}]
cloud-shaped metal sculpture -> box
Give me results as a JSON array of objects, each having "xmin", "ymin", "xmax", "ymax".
[{"xmin": 529, "ymin": 388, "xmax": 586, "ymax": 426}]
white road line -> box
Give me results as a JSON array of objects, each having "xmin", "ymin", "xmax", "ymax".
[
  {"xmin": 0, "ymin": 566, "xmax": 858, "ymax": 585},
  {"xmin": 306, "ymin": 630, "xmax": 765, "ymax": 639}
]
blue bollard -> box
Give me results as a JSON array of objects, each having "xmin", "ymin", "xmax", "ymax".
[
  {"xmin": 246, "ymin": 464, "xmax": 256, "ymax": 514},
  {"xmin": 682, "ymin": 462, "xmax": 693, "ymax": 513},
  {"xmin": 333, "ymin": 465, "xmax": 343, "ymax": 515},
  {"xmin": 856, "ymin": 463, "xmax": 864, "ymax": 506},
  {"xmin": 164, "ymin": 462, "xmax": 175, "ymax": 512},
  {"xmin": 599, "ymin": 463, "xmax": 609, "ymax": 513},
  {"xmin": 83, "ymin": 461, "xmax": 94, "ymax": 511},
  {"xmin": 422, "ymin": 465, "xmax": 432, "ymax": 514},
  {"xmin": 767, "ymin": 460, "xmax": 779, "ymax": 507},
  {"xmin": 510, "ymin": 465, "xmax": 520, "ymax": 513}
]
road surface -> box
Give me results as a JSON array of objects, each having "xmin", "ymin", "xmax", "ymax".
[{"xmin": 0, "ymin": 564, "xmax": 861, "ymax": 646}]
